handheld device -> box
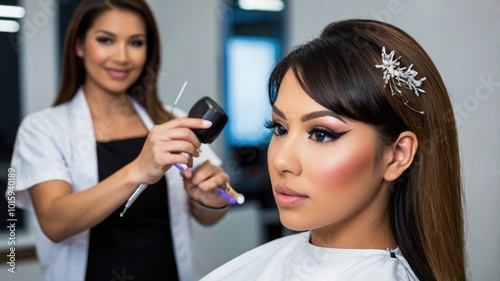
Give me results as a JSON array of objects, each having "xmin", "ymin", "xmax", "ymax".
[
  {"xmin": 188, "ymin": 96, "xmax": 228, "ymax": 144},
  {"xmin": 120, "ymin": 96, "xmax": 242, "ymax": 217}
]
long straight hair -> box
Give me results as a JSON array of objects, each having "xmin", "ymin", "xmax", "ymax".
[
  {"xmin": 268, "ymin": 19, "xmax": 466, "ymax": 281},
  {"xmin": 54, "ymin": 0, "xmax": 172, "ymax": 124}
]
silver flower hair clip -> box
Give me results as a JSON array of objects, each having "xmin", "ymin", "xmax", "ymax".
[{"xmin": 375, "ymin": 47, "xmax": 426, "ymax": 115}]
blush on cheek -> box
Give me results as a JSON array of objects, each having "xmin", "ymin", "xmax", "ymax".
[
  {"xmin": 88, "ymin": 41, "xmax": 109, "ymax": 60},
  {"xmin": 312, "ymin": 145, "xmax": 376, "ymax": 193}
]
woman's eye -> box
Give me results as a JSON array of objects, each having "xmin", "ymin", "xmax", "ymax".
[
  {"xmin": 96, "ymin": 37, "xmax": 113, "ymax": 45},
  {"xmin": 275, "ymin": 125, "xmax": 287, "ymax": 136},
  {"xmin": 308, "ymin": 128, "xmax": 348, "ymax": 143},
  {"xmin": 264, "ymin": 120, "xmax": 287, "ymax": 136},
  {"xmin": 130, "ymin": 40, "xmax": 145, "ymax": 47}
]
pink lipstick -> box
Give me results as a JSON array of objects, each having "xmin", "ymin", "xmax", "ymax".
[
  {"xmin": 106, "ymin": 68, "xmax": 129, "ymax": 79},
  {"xmin": 274, "ymin": 184, "xmax": 308, "ymax": 207}
]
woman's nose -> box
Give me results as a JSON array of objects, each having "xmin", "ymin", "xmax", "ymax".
[
  {"xmin": 113, "ymin": 43, "xmax": 129, "ymax": 63},
  {"xmin": 268, "ymin": 134, "xmax": 302, "ymax": 176}
]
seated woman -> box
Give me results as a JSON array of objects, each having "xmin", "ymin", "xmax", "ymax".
[{"xmin": 202, "ymin": 19, "xmax": 466, "ymax": 281}]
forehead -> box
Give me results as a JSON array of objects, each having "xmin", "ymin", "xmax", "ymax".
[
  {"xmin": 90, "ymin": 8, "xmax": 146, "ymax": 34},
  {"xmin": 274, "ymin": 70, "xmax": 374, "ymax": 128},
  {"xmin": 274, "ymin": 70, "xmax": 330, "ymax": 114}
]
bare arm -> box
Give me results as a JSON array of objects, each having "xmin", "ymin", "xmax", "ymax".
[
  {"xmin": 184, "ymin": 160, "xmax": 231, "ymax": 226},
  {"xmin": 189, "ymin": 197, "xmax": 229, "ymax": 226},
  {"xmin": 29, "ymin": 117, "xmax": 212, "ymax": 242},
  {"xmin": 29, "ymin": 164, "xmax": 139, "ymax": 242}
]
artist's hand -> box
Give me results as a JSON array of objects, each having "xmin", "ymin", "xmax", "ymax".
[
  {"xmin": 183, "ymin": 160, "xmax": 230, "ymax": 208},
  {"xmin": 129, "ymin": 118, "xmax": 212, "ymax": 185}
]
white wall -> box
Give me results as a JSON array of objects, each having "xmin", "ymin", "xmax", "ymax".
[
  {"xmin": 18, "ymin": 0, "xmax": 58, "ymax": 117},
  {"xmin": 146, "ymin": 0, "xmax": 226, "ymax": 157},
  {"xmin": 287, "ymin": 0, "xmax": 500, "ymax": 280}
]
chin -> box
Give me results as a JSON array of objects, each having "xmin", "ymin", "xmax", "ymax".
[
  {"xmin": 103, "ymin": 84, "xmax": 133, "ymax": 95},
  {"xmin": 279, "ymin": 214, "xmax": 310, "ymax": 232}
]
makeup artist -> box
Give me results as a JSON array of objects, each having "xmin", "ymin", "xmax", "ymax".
[{"xmin": 8, "ymin": 0, "xmax": 230, "ymax": 280}]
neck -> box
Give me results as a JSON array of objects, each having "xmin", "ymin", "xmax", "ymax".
[
  {"xmin": 310, "ymin": 212, "xmax": 397, "ymax": 250},
  {"xmin": 83, "ymin": 84, "xmax": 135, "ymax": 119}
]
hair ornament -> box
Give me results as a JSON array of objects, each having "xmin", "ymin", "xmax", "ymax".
[{"xmin": 375, "ymin": 46, "xmax": 426, "ymax": 114}]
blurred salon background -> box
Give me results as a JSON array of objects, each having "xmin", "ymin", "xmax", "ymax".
[{"xmin": 0, "ymin": 0, "xmax": 498, "ymax": 280}]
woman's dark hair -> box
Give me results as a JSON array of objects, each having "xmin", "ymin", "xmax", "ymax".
[
  {"xmin": 268, "ymin": 19, "xmax": 465, "ymax": 281},
  {"xmin": 54, "ymin": 0, "xmax": 172, "ymax": 124}
]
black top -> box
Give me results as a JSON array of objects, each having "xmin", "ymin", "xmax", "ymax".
[{"xmin": 85, "ymin": 136, "xmax": 179, "ymax": 281}]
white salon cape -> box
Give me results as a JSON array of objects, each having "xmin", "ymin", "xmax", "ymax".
[
  {"xmin": 202, "ymin": 231, "xmax": 419, "ymax": 281},
  {"xmin": 9, "ymin": 88, "xmax": 221, "ymax": 281}
]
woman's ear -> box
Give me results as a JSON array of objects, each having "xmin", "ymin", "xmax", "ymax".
[
  {"xmin": 76, "ymin": 39, "xmax": 84, "ymax": 58},
  {"xmin": 383, "ymin": 131, "xmax": 418, "ymax": 181}
]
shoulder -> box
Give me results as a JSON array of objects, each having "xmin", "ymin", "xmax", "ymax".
[
  {"xmin": 202, "ymin": 234, "xmax": 420, "ymax": 281},
  {"xmin": 14, "ymin": 104, "xmax": 76, "ymax": 162},
  {"xmin": 18, "ymin": 105, "xmax": 71, "ymax": 135},
  {"xmin": 331, "ymin": 248, "xmax": 420, "ymax": 281},
  {"xmin": 201, "ymin": 232, "xmax": 308, "ymax": 281},
  {"xmin": 237, "ymin": 231, "xmax": 306, "ymax": 256},
  {"xmin": 19, "ymin": 105, "xmax": 66, "ymax": 130},
  {"xmin": 389, "ymin": 249, "xmax": 420, "ymax": 281}
]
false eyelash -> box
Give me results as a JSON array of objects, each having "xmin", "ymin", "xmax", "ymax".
[
  {"xmin": 307, "ymin": 126, "xmax": 351, "ymax": 142},
  {"xmin": 263, "ymin": 119, "xmax": 278, "ymax": 129},
  {"xmin": 263, "ymin": 119, "xmax": 288, "ymax": 136}
]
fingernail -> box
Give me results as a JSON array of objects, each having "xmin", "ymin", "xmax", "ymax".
[
  {"xmin": 202, "ymin": 120, "xmax": 212, "ymax": 127},
  {"xmin": 174, "ymin": 163, "xmax": 188, "ymax": 171}
]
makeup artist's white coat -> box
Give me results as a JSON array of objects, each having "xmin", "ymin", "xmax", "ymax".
[
  {"xmin": 10, "ymin": 87, "xmax": 221, "ymax": 281},
  {"xmin": 201, "ymin": 231, "xmax": 418, "ymax": 281}
]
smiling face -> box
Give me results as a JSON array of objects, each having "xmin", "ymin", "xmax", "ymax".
[
  {"xmin": 76, "ymin": 8, "xmax": 147, "ymax": 96},
  {"xmin": 267, "ymin": 70, "xmax": 395, "ymax": 247}
]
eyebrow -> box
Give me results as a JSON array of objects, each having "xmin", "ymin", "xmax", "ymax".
[
  {"xmin": 95, "ymin": 29, "xmax": 146, "ymax": 38},
  {"xmin": 272, "ymin": 105, "xmax": 346, "ymax": 124},
  {"xmin": 301, "ymin": 111, "xmax": 346, "ymax": 124},
  {"xmin": 272, "ymin": 105, "xmax": 286, "ymax": 119}
]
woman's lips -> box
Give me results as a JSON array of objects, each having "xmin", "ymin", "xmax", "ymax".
[
  {"xmin": 274, "ymin": 184, "xmax": 308, "ymax": 207},
  {"xmin": 106, "ymin": 68, "xmax": 130, "ymax": 79}
]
